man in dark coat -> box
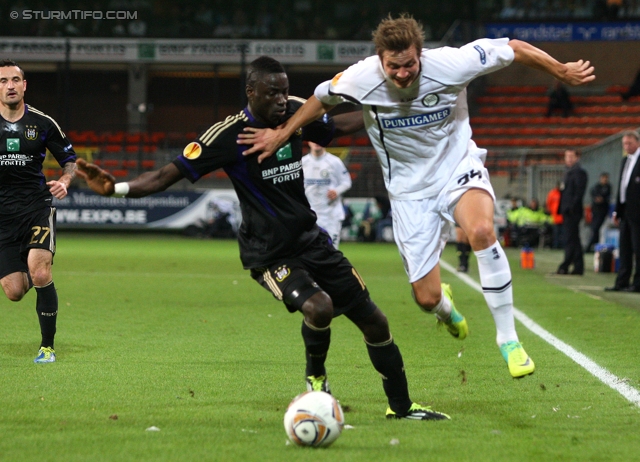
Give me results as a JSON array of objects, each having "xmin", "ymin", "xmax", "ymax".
[
  {"xmin": 586, "ymin": 172, "xmax": 611, "ymax": 253},
  {"xmin": 557, "ymin": 149, "xmax": 588, "ymax": 275},
  {"xmin": 606, "ymin": 131, "xmax": 640, "ymax": 292}
]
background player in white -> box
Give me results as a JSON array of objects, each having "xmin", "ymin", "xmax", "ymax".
[
  {"xmin": 239, "ymin": 14, "xmax": 595, "ymax": 378},
  {"xmin": 302, "ymin": 142, "xmax": 352, "ymax": 248}
]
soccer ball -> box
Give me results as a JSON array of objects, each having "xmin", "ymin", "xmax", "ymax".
[{"xmin": 283, "ymin": 391, "xmax": 344, "ymax": 447}]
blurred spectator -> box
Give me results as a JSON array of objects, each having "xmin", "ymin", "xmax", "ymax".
[
  {"xmin": 585, "ymin": 172, "xmax": 611, "ymax": 253},
  {"xmin": 506, "ymin": 198, "xmax": 552, "ymax": 247},
  {"xmin": 606, "ymin": 0, "xmax": 623, "ymax": 19},
  {"xmin": 128, "ymin": 20, "xmax": 147, "ymax": 37},
  {"xmin": 556, "ymin": 149, "xmax": 588, "ymax": 275},
  {"xmin": 546, "ymin": 182, "xmax": 564, "ymax": 249},
  {"xmin": 358, "ymin": 195, "xmax": 392, "ymax": 242},
  {"xmin": 621, "ymin": 66, "xmax": 640, "ymax": 101},
  {"xmin": 606, "ymin": 131, "xmax": 640, "ymax": 292},
  {"xmin": 546, "ymin": 80, "xmax": 573, "ymax": 118}
]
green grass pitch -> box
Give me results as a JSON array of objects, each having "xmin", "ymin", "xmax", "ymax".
[{"xmin": 1, "ymin": 233, "xmax": 639, "ymax": 461}]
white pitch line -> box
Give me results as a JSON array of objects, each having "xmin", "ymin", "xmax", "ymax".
[{"xmin": 440, "ymin": 259, "xmax": 640, "ymax": 407}]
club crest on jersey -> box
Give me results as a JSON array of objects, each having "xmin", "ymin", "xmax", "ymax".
[
  {"xmin": 422, "ymin": 94, "xmax": 439, "ymax": 107},
  {"xmin": 183, "ymin": 142, "xmax": 202, "ymax": 160},
  {"xmin": 24, "ymin": 125, "xmax": 38, "ymax": 140},
  {"xmin": 276, "ymin": 143, "xmax": 293, "ymax": 161},
  {"xmin": 274, "ymin": 265, "xmax": 290, "ymax": 282},
  {"xmin": 6, "ymin": 138, "xmax": 20, "ymax": 152}
]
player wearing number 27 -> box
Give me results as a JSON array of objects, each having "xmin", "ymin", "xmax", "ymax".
[
  {"xmin": 239, "ymin": 14, "xmax": 596, "ymax": 378},
  {"xmin": 0, "ymin": 60, "xmax": 77, "ymax": 363}
]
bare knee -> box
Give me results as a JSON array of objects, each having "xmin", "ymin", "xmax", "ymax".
[
  {"xmin": 29, "ymin": 269, "xmax": 51, "ymax": 287},
  {"xmin": 412, "ymin": 287, "xmax": 442, "ymax": 313},
  {"xmin": 301, "ymin": 292, "xmax": 333, "ymax": 328},
  {"xmin": 5, "ymin": 289, "xmax": 26, "ymax": 302},
  {"xmin": 466, "ymin": 222, "xmax": 496, "ymax": 250},
  {"xmin": 1, "ymin": 274, "xmax": 28, "ymax": 301}
]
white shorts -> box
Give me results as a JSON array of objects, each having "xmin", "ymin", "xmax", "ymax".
[
  {"xmin": 316, "ymin": 218, "xmax": 342, "ymax": 249},
  {"xmin": 391, "ymin": 155, "xmax": 495, "ymax": 283}
]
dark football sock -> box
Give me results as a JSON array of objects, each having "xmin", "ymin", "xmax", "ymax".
[
  {"xmin": 366, "ymin": 337, "xmax": 412, "ymax": 414},
  {"xmin": 461, "ymin": 243, "xmax": 472, "ymax": 267},
  {"xmin": 301, "ymin": 320, "xmax": 331, "ymax": 377},
  {"xmin": 35, "ymin": 281, "xmax": 58, "ymax": 349},
  {"xmin": 457, "ymin": 242, "xmax": 472, "ymax": 267}
]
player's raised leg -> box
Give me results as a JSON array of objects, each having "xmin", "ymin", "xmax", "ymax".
[
  {"xmin": 391, "ymin": 198, "xmax": 468, "ymax": 339},
  {"xmin": 411, "ymin": 270, "xmax": 468, "ymax": 340},
  {"xmin": 454, "ymin": 189, "xmax": 534, "ymax": 378}
]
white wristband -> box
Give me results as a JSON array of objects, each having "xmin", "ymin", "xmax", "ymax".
[{"xmin": 113, "ymin": 182, "xmax": 130, "ymax": 197}]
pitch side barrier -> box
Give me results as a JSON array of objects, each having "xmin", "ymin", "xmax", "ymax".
[{"xmin": 54, "ymin": 189, "xmax": 241, "ymax": 231}]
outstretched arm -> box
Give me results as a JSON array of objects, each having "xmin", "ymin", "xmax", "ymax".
[
  {"xmin": 76, "ymin": 158, "xmax": 184, "ymax": 197},
  {"xmin": 333, "ymin": 110, "xmax": 364, "ymax": 138},
  {"xmin": 509, "ymin": 39, "xmax": 595, "ymax": 86},
  {"xmin": 237, "ymin": 96, "xmax": 336, "ymax": 163}
]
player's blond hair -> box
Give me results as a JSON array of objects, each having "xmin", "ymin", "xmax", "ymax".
[{"xmin": 372, "ymin": 14, "xmax": 425, "ymax": 59}]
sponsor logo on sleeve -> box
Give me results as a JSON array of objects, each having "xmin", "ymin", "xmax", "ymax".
[
  {"xmin": 331, "ymin": 72, "xmax": 343, "ymax": 86},
  {"xmin": 474, "ymin": 45, "xmax": 487, "ymax": 64},
  {"xmin": 183, "ymin": 141, "xmax": 202, "ymax": 160}
]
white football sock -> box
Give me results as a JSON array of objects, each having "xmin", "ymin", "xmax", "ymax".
[
  {"xmin": 474, "ymin": 242, "xmax": 518, "ymax": 346},
  {"xmin": 430, "ymin": 287, "xmax": 452, "ymax": 321}
]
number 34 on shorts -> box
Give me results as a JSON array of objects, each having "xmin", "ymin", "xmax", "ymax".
[{"xmin": 456, "ymin": 169, "xmax": 482, "ymax": 186}]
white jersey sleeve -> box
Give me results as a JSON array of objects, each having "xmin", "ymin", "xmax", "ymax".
[{"xmin": 423, "ymin": 38, "xmax": 514, "ymax": 87}]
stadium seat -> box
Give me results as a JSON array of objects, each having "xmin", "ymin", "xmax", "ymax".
[
  {"xmin": 122, "ymin": 160, "xmax": 138, "ymax": 169},
  {"xmin": 111, "ymin": 170, "xmax": 129, "ymax": 178},
  {"xmin": 104, "ymin": 132, "xmax": 125, "ymax": 144},
  {"xmin": 354, "ymin": 136, "xmax": 370, "ymax": 146},
  {"xmin": 334, "ymin": 137, "xmax": 353, "ymax": 147}
]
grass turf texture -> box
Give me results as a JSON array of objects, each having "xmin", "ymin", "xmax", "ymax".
[{"xmin": 1, "ymin": 233, "xmax": 639, "ymax": 461}]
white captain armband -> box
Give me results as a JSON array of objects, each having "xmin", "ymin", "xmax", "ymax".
[{"xmin": 113, "ymin": 182, "xmax": 130, "ymax": 197}]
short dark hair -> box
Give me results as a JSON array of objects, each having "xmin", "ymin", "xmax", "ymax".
[
  {"xmin": 0, "ymin": 59, "xmax": 25, "ymax": 78},
  {"xmin": 246, "ymin": 56, "xmax": 285, "ymax": 87},
  {"xmin": 372, "ymin": 13, "xmax": 425, "ymax": 59}
]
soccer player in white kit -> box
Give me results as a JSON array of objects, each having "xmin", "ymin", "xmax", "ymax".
[
  {"xmin": 302, "ymin": 142, "xmax": 352, "ymax": 248},
  {"xmin": 239, "ymin": 14, "xmax": 595, "ymax": 378}
]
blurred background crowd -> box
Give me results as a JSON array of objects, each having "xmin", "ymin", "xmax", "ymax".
[{"xmin": 3, "ymin": 0, "xmax": 640, "ymax": 42}]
